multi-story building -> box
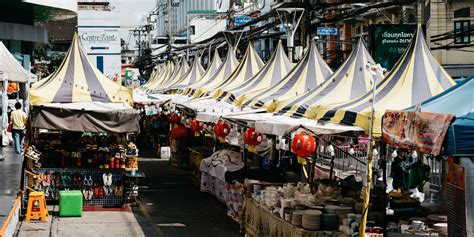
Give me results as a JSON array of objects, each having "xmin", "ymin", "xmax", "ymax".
[
  {"xmin": 0, "ymin": 0, "xmax": 77, "ymax": 69},
  {"xmin": 422, "ymin": 0, "xmax": 474, "ymax": 78},
  {"xmin": 78, "ymin": 0, "xmax": 121, "ymax": 80}
]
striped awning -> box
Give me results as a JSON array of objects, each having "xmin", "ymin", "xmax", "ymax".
[
  {"xmin": 191, "ymin": 47, "xmax": 239, "ymax": 98},
  {"xmin": 180, "ymin": 49, "xmax": 222, "ymax": 95},
  {"xmin": 209, "ymin": 43, "xmax": 264, "ymax": 98},
  {"xmin": 275, "ymin": 38, "xmax": 383, "ymax": 118},
  {"xmin": 316, "ymin": 25, "xmax": 455, "ymax": 135},
  {"xmin": 213, "ymin": 41, "xmax": 293, "ymax": 102},
  {"xmin": 165, "ymin": 54, "xmax": 205, "ymax": 90},
  {"xmin": 30, "ymin": 34, "xmax": 133, "ymax": 105},
  {"xmin": 236, "ymin": 40, "xmax": 333, "ymax": 111}
]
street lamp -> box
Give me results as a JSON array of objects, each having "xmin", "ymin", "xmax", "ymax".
[{"xmin": 276, "ymin": 8, "xmax": 304, "ymax": 63}]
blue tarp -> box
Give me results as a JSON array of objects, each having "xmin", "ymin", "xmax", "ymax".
[{"xmin": 406, "ymin": 76, "xmax": 474, "ymax": 156}]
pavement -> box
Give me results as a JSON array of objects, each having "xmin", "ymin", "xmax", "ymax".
[
  {"xmin": 0, "ymin": 146, "xmax": 22, "ymax": 225},
  {"xmin": 133, "ymin": 158, "xmax": 241, "ymax": 237},
  {"xmin": 17, "ymin": 205, "xmax": 156, "ymax": 237},
  {"xmin": 13, "ymin": 154, "xmax": 241, "ymax": 237}
]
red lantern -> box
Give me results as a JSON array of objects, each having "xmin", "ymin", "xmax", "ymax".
[
  {"xmin": 169, "ymin": 124, "xmax": 188, "ymax": 140},
  {"xmin": 213, "ymin": 120, "xmax": 230, "ymax": 143},
  {"xmin": 189, "ymin": 119, "xmax": 204, "ymax": 137},
  {"xmin": 243, "ymin": 128, "xmax": 263, "ymax": 153},
  {"xmin": 169, "ymin": 113, "xmax": 181, "ymax": 128},
  {"xmin": 291, "ymin": 132, "xmax": 316, "ymax": 164}
]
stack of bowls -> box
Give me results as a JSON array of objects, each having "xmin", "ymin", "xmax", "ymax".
[
  {"xmin": 302, "ymin": 210, "xmax": 322, "ymax": 231},
  {"xmin": 335, "ymin": 207, "xmax": 353, "ymax": 224},
  {"xmin": 291, "ymin": 210, "xmax": 304, "ymax": 227},
  {"xmin": 325, "ymin": 204, "xmax": 340, "ymax": 214},
  {"xmin": 321, "ymin": 213, "xmax": 338, "ymax": 231}
]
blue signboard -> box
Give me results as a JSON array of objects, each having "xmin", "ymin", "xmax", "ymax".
[
  {"xmin": 234, "ymin": 16, "xmax": 254, "ymax": 27},
  {"xmin": 317, "ymin": 27, "xmax": 338, "ymax": 36}
]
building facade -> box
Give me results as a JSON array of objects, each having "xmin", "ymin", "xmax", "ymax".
[
  {"xmin": 0, "ymin": 0, "xmax": 77, "ymax": 69},
  {"xmin": 423, "ymin": 0, "xmax": 474, "ymax": 78},
  {"xmin": 78, "ymin": 0, "xmax": 121, "ymax": 81}
]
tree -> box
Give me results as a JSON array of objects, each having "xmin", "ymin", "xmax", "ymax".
[{"xmin": 134, "ymin": 48, "xmax": 153, "ymax": 81}]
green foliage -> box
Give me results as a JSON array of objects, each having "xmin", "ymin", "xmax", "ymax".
[{"xmin": 134, "ymin": 48, "xmax": 154, "ymax": 80}]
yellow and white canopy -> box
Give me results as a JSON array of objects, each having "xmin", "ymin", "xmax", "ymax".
[
  {"xmin": 236, "ymin": 40, "xmax": 333, "ymax": 111},
  {"xmin": 142, "ymin": 61, "xmax": 174, "ymax": 92},
  {"xmin": 191, "ymin": 47, "xmax": 239, "ymax": 98},
  {"xmin": 213, "ymin": 40, "xmax": 293, "ymax": 102},
  {"xmin": 158, "ymin": 58, "xmax": 189, "ymax": 90},
  {"xmin": 165, "ymin": 55, "xmax": 205, "ymax": 90},
  {"xmin": 275, "ymin": 38, "xmax": 383, "ymax": 118},
  {"xmin": 30, "ymin": 34, "xmax": 133, "ymax": 105},
  {"xmin": 316, "ymin": 25, "xmax": 455, "ymax": 135},
  {"xmin": 180, "ymin": 49, "xmax": 222, "ymax": 95},
  {"xmin": 209, "ymin": 43, "xmax": 264, "ymax": 98}
]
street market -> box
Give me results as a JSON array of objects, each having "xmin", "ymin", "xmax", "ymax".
[{"xmin": 0, "ymin": 1, "xmax": 473, "ymax": 237}]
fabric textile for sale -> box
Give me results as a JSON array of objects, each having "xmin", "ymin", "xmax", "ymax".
[{"xmin": 199, "ymin": 150, "xmax": 243, "ymax": 182}]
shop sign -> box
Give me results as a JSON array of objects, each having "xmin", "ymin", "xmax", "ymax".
[
  {"xmin": 316, "ymin": 27, "xmax": 338, "ymax": 36},
  {"xmin": 382, "ymin": 109, "xmax": 454, "ymax": 155},
  {"xmin": 144, "ymin": 104, "xmax": 160, "ymax": 116},
  {"xmin": 369, "ymin": 24, "xmax": 417, "ymax": 70},
  {"xmin": 234, "ymin": 16, "xmax": 254, "ymax": 27}
]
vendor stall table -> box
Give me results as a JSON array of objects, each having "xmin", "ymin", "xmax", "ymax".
[{"xmin": 241, "ymin": 199, "xmax": 345, "ymax": 237}]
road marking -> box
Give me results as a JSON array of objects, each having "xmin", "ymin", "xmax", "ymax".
[{"xmin": 157, "ymin": 223, "xmax": 186, "ymax": 227}]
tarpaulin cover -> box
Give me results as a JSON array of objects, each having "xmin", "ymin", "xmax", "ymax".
[{"xmin": 31, "ymin": 102, "xmax": 140, "ymax": 133}]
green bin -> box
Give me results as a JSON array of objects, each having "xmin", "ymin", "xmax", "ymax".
[{"xmin": 59, "ymin": 190, "xmax": 83, "ymax": 217}]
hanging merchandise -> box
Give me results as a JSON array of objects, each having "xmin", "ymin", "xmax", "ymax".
[
  {"xmin": 243, "ymin": 128, "xmax": 263, "ymax": 153},
  {"xmin": 169, "ymin": 112, "xmax": 181, "ymax": 128},
  {"xmin": 169, "ymin": 124, "xmax": 188, "ymax": 140},
  {"xmin": 291, "ymin": 132, "xmax": 316, "ymax": 164},
  {"xmin": 214, "ymin": 120, "xmax": 231, "ymax": 143},
  {"xmin": 189, "ymin": 119, "xmax": 204, "ymax": 137}
]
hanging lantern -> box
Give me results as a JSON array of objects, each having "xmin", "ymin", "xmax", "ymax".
[
  {"xmin": 243, "ymin": 128, "xmax": 263, "ymax": 153},
  {"xmin": 291, "ymin": 132, "xmax": 316, "ymax": 165},
  {"xmin": 189, "ymin": 119, "xmax": 204, "ymax": 137},
  {"xmin": 169, "ymin": 124, "xmax": 188, "ymax": 140},
  {"xmin": 213, "ymin": 120, "xmax": 230, "ymax": 143},
  {"xmin": 169, "ymin": 113, "xmax": 181, "ymax": 128}
]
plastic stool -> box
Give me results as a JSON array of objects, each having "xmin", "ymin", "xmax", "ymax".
[{"xmin": 25, "ymin": 191, "xmax": 48, "ymax": 222}]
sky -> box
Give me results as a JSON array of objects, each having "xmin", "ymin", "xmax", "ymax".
[{"xmin": 111, "ymin": 0, "xmax": 156, "ymax": 49}]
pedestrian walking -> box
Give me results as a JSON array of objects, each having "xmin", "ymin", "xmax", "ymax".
[{"xmin": 10, "ymin": 102, "xmax": 27, "ymax": 154}]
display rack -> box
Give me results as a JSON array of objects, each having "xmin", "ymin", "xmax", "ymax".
[{"xmin": 23, "ymin": 168, "xmax": 125, "ymax": 207}]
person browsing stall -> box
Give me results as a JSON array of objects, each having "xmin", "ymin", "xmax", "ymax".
[{"xmin": 10, "ymin": 102, "xmax": 27, "ymax": 154}]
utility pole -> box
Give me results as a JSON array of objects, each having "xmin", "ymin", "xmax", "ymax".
[
  {"xmin": 147, "ymin": 16, "xmax": 152, "ymax": 49},
  {"xmin": 227, "ymin": 0, "xmax": 235, "ymax": 30},
  {"xmin": 167, "ymin": 0, "xmax": 172, "ymax": 59}
]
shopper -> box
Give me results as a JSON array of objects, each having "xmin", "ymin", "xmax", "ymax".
[{"xmin": 10, "ymin": 102, "xmax": 27, "ymax": 154}]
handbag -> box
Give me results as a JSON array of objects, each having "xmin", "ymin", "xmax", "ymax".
[{"xmin": 7, "ymin": 123, "xmax": 12, "ymax": 133}]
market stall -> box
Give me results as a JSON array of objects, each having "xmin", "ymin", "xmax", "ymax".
[
  {"xmin": 24, "ymin": 34, "xmax": 140, "ymax": 207},
  {"xmin": 0, "ymin": 41, "xmax": 35, "ymax": 145}
]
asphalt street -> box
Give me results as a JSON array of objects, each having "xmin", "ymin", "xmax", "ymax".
[{"xmin": 132, "ymin": 158, "xmax": 241, "ymax": 237}]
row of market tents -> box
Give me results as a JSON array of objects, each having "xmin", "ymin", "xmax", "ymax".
[
  {"xmin": 1, "ymin": 26, "xmax": 472, "ymax": 157},
  {"xmin": 137, "ymin": 25, "xmax": 455, "ymax": 138}
]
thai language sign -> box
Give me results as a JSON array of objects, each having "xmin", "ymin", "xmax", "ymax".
[
  {"xmin": 369, "ymin": 24, "xmax": 417, "ymax": 70},
  {"xmin": 382, "ymin": 109, "xmax": 454, "ymax": 155}
]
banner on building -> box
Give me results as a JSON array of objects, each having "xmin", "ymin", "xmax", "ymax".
[
  {"xmin": 369, "ymin": 24, "xmax": 417, "ymax": 70},
  {"xmin": 382, "ymin": 109, "xmax": 454, "ymax": 155}
]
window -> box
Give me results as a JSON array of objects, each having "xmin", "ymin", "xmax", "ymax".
[
  {"xmin": 454, "ymin": 20, "xmax": 470, "ymax": 44},
  {"xmin": 190, "ymin": 26, "xmax": 195, "ymax": 35}
]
